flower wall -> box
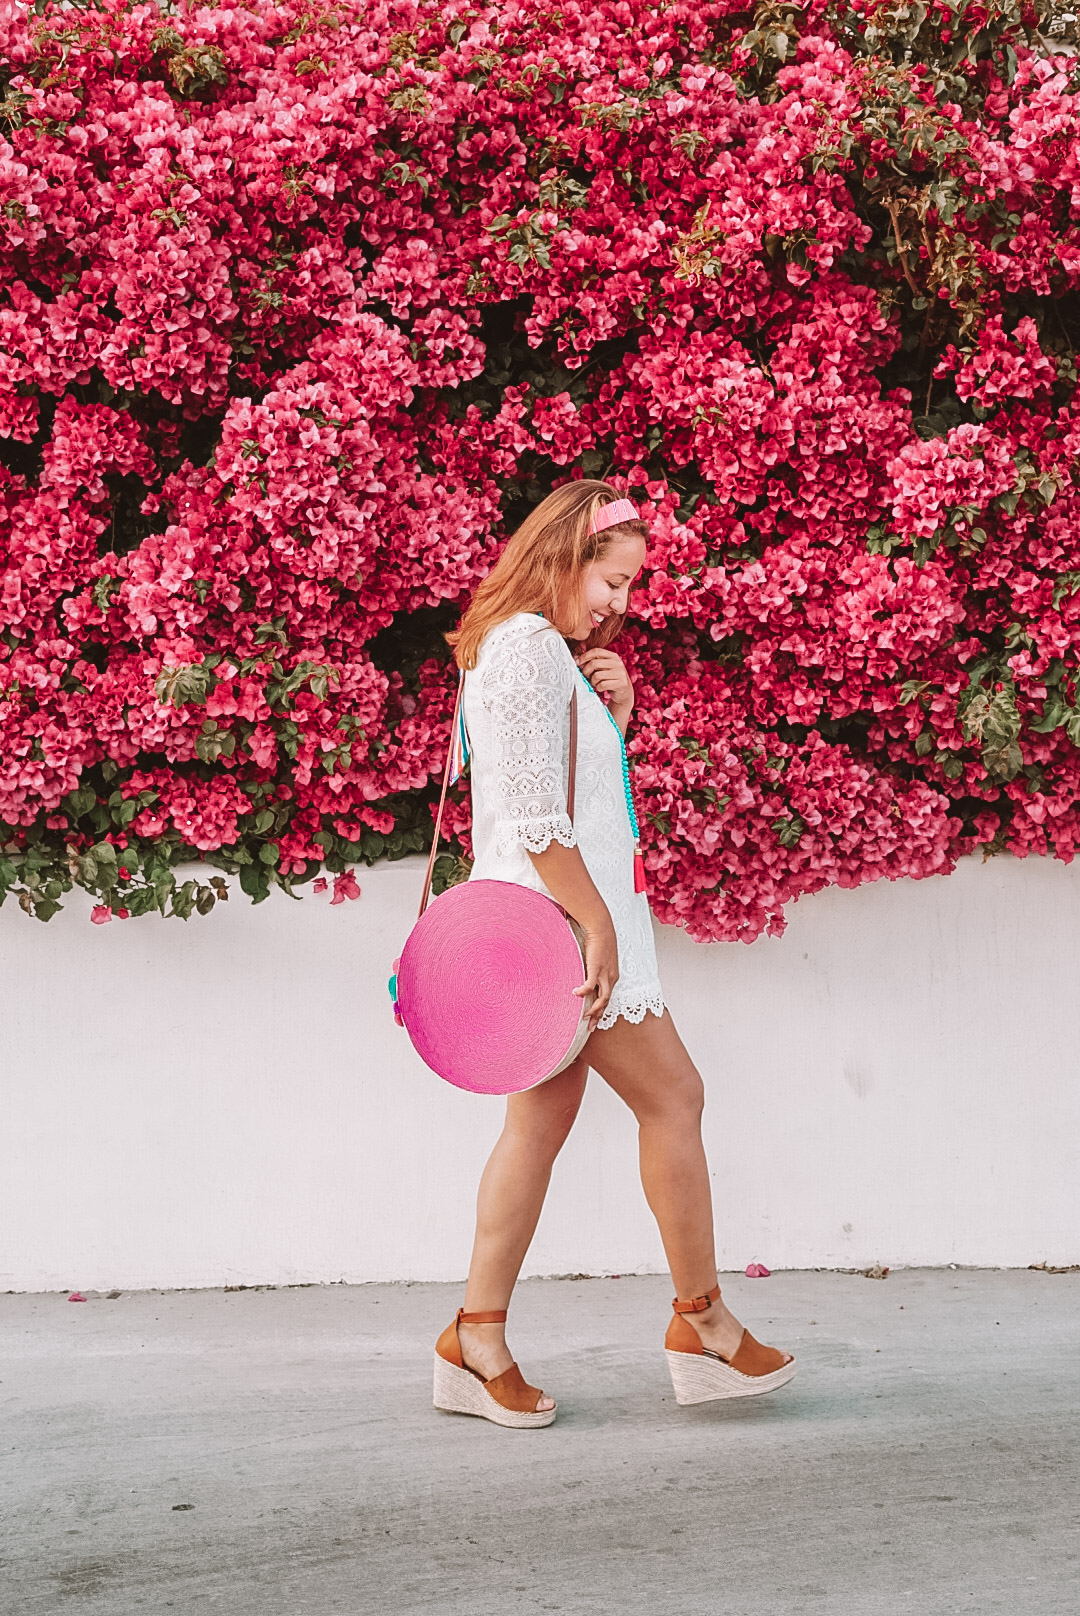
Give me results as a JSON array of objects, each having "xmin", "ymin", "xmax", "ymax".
[{"xmin": 0, "ymin": 0, "xmax": 1078, "ymax": 939}]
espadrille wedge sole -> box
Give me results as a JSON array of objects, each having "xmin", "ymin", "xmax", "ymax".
[
  {"xmin": 665, "ymin": 1346, "xmax": 797, "ymax": 1405},
  {"xmin": 432, "ymin": 1351, "xmax": 556, "ymax": 1428}
]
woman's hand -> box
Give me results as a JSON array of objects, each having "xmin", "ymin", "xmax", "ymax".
[
  {"xmin": 523, "ymin": 841, "xmax": 619, "ymax": 1031},
  {"xmin": 575, "ymin": 921, "xmax": 620, "ymax": 1033},
  {"xmin": 575, "ymin": 648, "xmax": 634, "ymax": 729}
]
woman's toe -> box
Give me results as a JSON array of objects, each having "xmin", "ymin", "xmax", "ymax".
[{"xmin": 538, "ymin": 1393, "xmax": 555, "ymax": 1412}]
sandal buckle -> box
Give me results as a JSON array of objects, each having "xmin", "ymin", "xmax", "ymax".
[{"xmin": 672, "ymin": 1284, "xmax": 721, "ymax": 1314}]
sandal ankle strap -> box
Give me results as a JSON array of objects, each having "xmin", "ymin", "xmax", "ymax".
[
  {"xmin": 457, "ymin": 1308, "xmax": 508, "ymax": 1325},
  {"xmin": 672, "ymin": 1284, "xmax": 721, "ymax": 1314}
]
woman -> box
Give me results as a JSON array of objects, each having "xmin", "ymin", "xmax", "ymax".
[{"xmin": 432, "ymin": 480, "xmax": 795, "ymax": 1427}]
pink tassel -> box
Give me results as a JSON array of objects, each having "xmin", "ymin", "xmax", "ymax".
[{"xmin": 634, "ymin": 845, "xmax": 647, "ymax": 894}]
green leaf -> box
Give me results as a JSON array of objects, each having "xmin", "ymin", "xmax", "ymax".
[
  {"xmin": 959, "ymin": 686, "xmax": 990, "ymax": 742},
  {"xmin": 1030, "ymin": 696, "xmax": 1067, "ymax": 734},
  {"xmin": 980, "ymin": 687, "xmax": 1023, "ymax": 782},
  {"xmin": 253, "ymin": 616, "xmax": 288, "ymax": 645},
  {"xmin": 155, "ymin": 662, "xmax": 218, "ymax": 706},
  {"xmin": 195, "ymin": 726, "xmax": 236, "ymax": 763},
  {"xmin": 124, "ymin": 887, "xmax": 159, "ymax": 917},
  {"xmin": 63, "ymin": 785, "xmax": 97, "ymax": 818},
  {"xmin": 91, "ymin": 574, "xmax": 119, "ymax": 612},
  {"xmin": 773, "ymin": 815, "xmax": 805, "ymax": 849},
  {"xmin": 239, "ymin": 863, "xmax": 271, "ymax": 903},
  {"xmin": 171, "ymin": 880, "xmax": 198, "ymax": 920},
  {"xmin": 1052, "ymin": 572, "xmax": 1080, "ymax": 609}
]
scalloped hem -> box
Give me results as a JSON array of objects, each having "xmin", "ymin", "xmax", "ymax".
[
  {"xmin": 595, "ymin": 990, "xmax": 666, "ymax": 1032},
  {"xmin": 494, "ymin": 819, "xmax": 578, "ymax": 858}
]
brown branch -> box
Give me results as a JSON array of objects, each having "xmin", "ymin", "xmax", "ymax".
[{"xmin": 885, "ymin": 200, "xmax": 922, "ymax": 296}]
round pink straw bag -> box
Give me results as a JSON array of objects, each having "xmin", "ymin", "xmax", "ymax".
[{"xmin": 389, "ymin": 675, "xmax": 594, "ymax": 1095}]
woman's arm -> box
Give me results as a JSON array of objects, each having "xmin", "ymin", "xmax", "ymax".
[
  {"xmin": 480, "ymin": 621, "xmax": 620, "ymax": 1030},
  {"xmin": 525, "ymin": 842, "xmax": 619, "ymax": 1033}
]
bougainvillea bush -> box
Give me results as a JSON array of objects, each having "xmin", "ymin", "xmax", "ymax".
[{"xmin": 1, "ymin": 0, "xmax": 1078, "ymax": 939}]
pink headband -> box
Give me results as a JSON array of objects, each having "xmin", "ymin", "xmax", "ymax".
[{"xmin": 589, "ymin": 497, "xmax": 640, "ymax": 535}]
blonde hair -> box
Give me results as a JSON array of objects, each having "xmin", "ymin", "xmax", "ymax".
[{"xmin": 446, "ymin": 480, "xmax": 648, "ymax": 670}]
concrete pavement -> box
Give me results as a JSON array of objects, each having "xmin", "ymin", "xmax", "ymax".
[{"xmin": 2, "ymin": 1269, "xmax": 1078, "ymax": 1615}]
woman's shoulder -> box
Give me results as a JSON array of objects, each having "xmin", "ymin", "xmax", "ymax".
[
  {"xmin": 474, "ymin": 612, "xmax": 575, "ymax": 684},
  {"xmin": 476, "ymin": 612, "xmax": 569, "ymax": 658}
]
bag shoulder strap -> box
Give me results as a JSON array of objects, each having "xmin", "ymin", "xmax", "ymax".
[
  {"xmin": 567, "ymin": 677, "xmax": 578, "ymax": 822},
  {"xmin": 418, "ymin": 669, "xmax": 579, "ymax": 920}
]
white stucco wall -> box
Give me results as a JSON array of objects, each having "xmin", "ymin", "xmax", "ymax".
[{"xmin": 2, "ymin": 851, "xmax": 1077, "ymax": 1292}]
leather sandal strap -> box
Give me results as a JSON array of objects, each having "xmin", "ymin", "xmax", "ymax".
[
  {"xmin": 672, "ymin": 1284, "xmax": 721, "ymax": 1314},
  {"xmin": 457, "ymin": 1308, "xmax": 508, "ymax": 1325},
  {"xmin": 727, "ymin": 1329, "xmax": 790, "ymax": 1377},
  {"xmin": 483, "ymin": 1362, "xmax": 546, "ymax": 1414}
]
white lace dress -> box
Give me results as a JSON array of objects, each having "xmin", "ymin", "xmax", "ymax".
[{"xmin": 462, "ymin": 611, "xmax": 666, "ymax": 1031}]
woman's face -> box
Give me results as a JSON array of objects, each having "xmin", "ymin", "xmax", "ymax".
[{"xmin": 562, "ymin": 532, "xmax": 647, "ymax": 641}]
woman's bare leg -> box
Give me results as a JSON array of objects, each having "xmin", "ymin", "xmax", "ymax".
[
  {"xmin": 585, "ymin": 1008, "xmax": 789, "ymax": 1363},
  {"xmin": 457, "ymin": 1055, "xmax": 589, "ymax": 1409}
]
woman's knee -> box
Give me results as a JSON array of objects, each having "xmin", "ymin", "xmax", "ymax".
[
  {"xmin": 639, "ymin": 1062, "xmax": 704, "ymax": 1128},
  {"xmin": 506, "ymin": 1105, "xmax": 579, "ymax": 1163},
  {"xmin": 505, "ymin": 1068, "xmax": 587, "ymax": 1157}
]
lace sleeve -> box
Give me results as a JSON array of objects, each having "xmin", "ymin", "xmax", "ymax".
[{"xmin": 479, "ymin": 620, "xmax": 578, "ymax": 857}]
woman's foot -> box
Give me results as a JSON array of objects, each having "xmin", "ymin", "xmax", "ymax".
[
  {"xmin": 665, "ymin": 1285, "xmax": 796, "ymax": 1405},
  {"xmin": 457, "ymin": 1320, "xmax": 556, "ymax": 1413},
  {"xmin": 682, "ymin": 1294, "xmax": 794, "ymax": 1367}
]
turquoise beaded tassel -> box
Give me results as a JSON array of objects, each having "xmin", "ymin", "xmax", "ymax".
[{"xmin": 577, "ymin": 667, "xmax": 647, "ymax": 896}]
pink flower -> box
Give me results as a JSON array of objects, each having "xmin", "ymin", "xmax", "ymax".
[
  {"xmin": 330, "ymin": 869, "xmax": 361, "ymax": 905},
  {"xmin": 90, "ymin": 906, "xmax": 113, "ymax": 925},
  {"xmin": 0, "ymin": 1, "xmax": 1075, "ymax": 943}
]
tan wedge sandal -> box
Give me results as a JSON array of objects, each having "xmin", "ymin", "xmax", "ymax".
[
  {"xmin": 665, "ymin": 1284, "xmax": 797, "ymax": 1405},
  {"xmin": 433, "ymin": 1308, "xmax": 556, "ymax": 1428}
]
